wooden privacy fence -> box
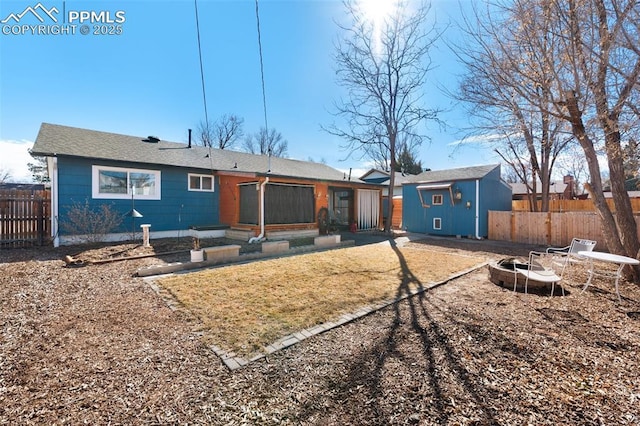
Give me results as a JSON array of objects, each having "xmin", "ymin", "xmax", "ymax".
[
  {"xmin": 0, "ymin": 189, "xmax": 51, "ymax": 248},
  {"xmin": 488, "ymin": 210, "xmax": 639, "ymax": 249},
  {"xmin": 512, "ymin": 198, "xmax": 640, "ymax": 212}
]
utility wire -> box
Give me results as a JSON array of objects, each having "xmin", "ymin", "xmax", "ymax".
[
  {"xmin": 194, "ymin": 0, "xmax": 209, "ymax": 132},
  {"xmin": 194, "ymin": 0, "xmax": 214, "ymax": 174},
  {"xmin": 255, "ymin": 0, "xmax": 269, "ymax": 132}
]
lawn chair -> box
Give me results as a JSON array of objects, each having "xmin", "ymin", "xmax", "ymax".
[
  {"xmin": 546, "ymin": 238, "xmax": 597, "ymax": 276},
  {"xmin": 513, "ymin": 251, "xmax": 564, "ymax": 296}
]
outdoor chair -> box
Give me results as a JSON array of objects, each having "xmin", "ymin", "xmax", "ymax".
[
  {"xmin": 513, "ymin": 251, "xmax": 564, "ymax": 296},
  {"xmin": 546, "ymin": 238, "xmax": 597, "ymax": 276}
]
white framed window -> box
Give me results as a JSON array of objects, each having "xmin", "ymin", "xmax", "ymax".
[
  {"xmin": 433, "ymin": 217, "xmax": 442, "ymax": 230},
  {"xmin": 432, "ymin": 194, "xmax": 443, "ymax": 205},
  {"xmin": 188, "ymin": 173, "xmax": 215, "ymax": 192},
  {"xmin": 92, "ymin": 165, "xmax": 161, "ymax": 200}
]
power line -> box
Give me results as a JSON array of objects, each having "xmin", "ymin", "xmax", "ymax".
[
  {"xmin": 255, "ymin": 0, "xmax": 269, "ymax": 132},
  {"xmin": 194, "ymin": 0, "xmax": 209, "ymax": 131},
  {"xmin": 194, "ymin": 0, "xmax": 214, "ymax": 172}
]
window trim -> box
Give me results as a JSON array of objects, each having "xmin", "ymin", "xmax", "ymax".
[
  {"xmin": 432, "ymin": 194, "xmax": 443, "ymax": 205},
  {"xmin": 188, "ymin": 173, "xmax": 215, "ymax": 192},
  {"xmin": 433, "ymin": 217, "xmax": 442, "ymax": 230},
  {"xmin": 92, "ymin": 165, "xmax": 161, "ymax": 200}
]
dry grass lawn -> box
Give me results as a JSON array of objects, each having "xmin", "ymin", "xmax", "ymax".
[{"xmin": 158, "ymin": 243, "xmax": 485, "ymax": 357}]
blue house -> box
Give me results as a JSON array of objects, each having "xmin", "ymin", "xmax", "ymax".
[
  {"xmin": 32, "ymin": 123, "xmax": 383, "ymax": 246},
  {"xmin": 402, "ymin": 164, "xmax": 511, "ymax": 238}
]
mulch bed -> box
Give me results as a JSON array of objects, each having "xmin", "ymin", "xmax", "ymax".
[{"xmin": 1, "ymin": 236, "xmax": 639, "ymax": 425}]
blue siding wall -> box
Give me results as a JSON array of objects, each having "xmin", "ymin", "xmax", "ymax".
[
  {"xmin": 56, "ymin": 157, "xmax": 220, "ymax": 236},
  {"xmin": 477, "ymin": 167, "xmax": 512, "ymax": 236},
  {"xmin": 402, "ymin": 168, "xmax": 511, "ymax": 237}
]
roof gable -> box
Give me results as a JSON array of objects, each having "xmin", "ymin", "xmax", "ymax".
[
  {"xmin": 32, "ymin": 123, "xmax": 366, "ymax": 184},
  {"xmin": 360, "ymin": 169, "xmax": 389, "ymax": 181},
  {"xmin": 360, "ymin": 169, "xmax": 419, "ymax": 186}
]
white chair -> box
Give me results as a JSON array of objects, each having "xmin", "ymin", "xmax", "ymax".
[
  {"xmin": 546, "ymin": 238, "xmax": 597, "ymax": 276},
  {"xmin": 514, "ymin": 251, "xmax": 564, "ymax": 296}
]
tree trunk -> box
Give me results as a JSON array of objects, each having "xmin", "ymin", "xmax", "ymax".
[
  {"xmin": 386, "ymin": 134, "xmax": 396, "ymax": 233},
  {"xmin": 564, "ymin": 92, "xmax": 625, "ymax": 256}
]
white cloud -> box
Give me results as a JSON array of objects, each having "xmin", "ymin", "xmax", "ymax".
[
  {"xmin": 0, "ymin": 140, "xmax": 34, "ymax": 183},
  {"xmin": 448, "ymin": 132, "xmax": 521, "ymax": 147}
]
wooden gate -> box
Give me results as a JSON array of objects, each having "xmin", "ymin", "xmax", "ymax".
[{"xmin": 0, "ymin": 189, "xmax": 51, "ymax": 248}]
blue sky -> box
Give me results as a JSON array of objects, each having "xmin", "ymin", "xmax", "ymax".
[{"xmin": 0, "ymin": 0, "xmax": 498, "ymax": 183}]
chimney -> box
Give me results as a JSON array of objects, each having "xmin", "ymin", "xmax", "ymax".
[{"xmin": 563, "ymin": 175, "xmax": 575, "ymax": 199}]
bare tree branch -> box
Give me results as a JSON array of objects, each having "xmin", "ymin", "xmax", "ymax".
[
  {"xmin": 324, "ymin": 0, "xmax": 441, "ymax": 231},
  {"xmin": 243, "ymin": 128, "xmax": 288, "ymax": 158},
  {"xmin": 197, "ymin": 114, "xmax": 244, "ymax": 149}
]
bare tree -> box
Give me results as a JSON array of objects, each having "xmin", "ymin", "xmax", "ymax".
[
  {"xmin": 197, "ymin": 114, "xmax": 244, "ymax": 149},
  {"xmin": 455, "ymin": 1, "xmax": 573, "ymax": 212},
  {"xmin": 462, "ymin": 0, "xmax": 640, "ymax": 273},
  {"xmin": 243, "ymin": 127, "xmax": 288, "ymax": 157},
  {"xmin": 0, "ymin": 167, "xmax": 11, "ymax": 183},
  {"xmin": 555, "ymin": 144, "xmax": 590, "ymax": 196},
  {"xmin": 366, "ymin": 134, "xmax": 423, "ymax": 174},
  {"xmin": 27, "ymin": 150, "xmax": 49, "ymax": 183},
  {"xmin": 324, "ymin": 0, "xmax": 440, "ymax": 232},
  {"xmin": 501, "ymin": 166, "xmax": 520, "ymax": 184},
  {"xmin": 551, "ymin": 0, "xmax": 640, "ymax": 265}
]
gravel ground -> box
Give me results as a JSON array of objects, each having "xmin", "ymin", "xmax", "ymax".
[{"xmin": 1, "ymin": 234, "xmax": 639, "ymax": 425}]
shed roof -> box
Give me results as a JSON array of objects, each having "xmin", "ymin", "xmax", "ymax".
[
  {"xmin": 32, "ymin": 123, "xmax": 367, "ymax": 184},
  {"xmin": 407, "ymin": 164, "xmax": 500, "ymax": 184}
]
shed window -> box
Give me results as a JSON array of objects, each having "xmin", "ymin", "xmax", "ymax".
[
  {"xmin": 188, "ymin": 174, "xmax": 214, "ymax": 192},
  {"xmin": 433, "ymin": 217, "xmax": 442, "ymax": 230},
  {"xmin": 92, "ymin": 165, "xmax": 160, "ymax": 200},
  {"xmin": 432, "ymin": 194, "xmax": 443, "ymax": 205}
]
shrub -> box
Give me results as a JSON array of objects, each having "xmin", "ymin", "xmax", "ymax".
[{"xmin": 60, "ymin": 199, "xmax": 123, "ymax": 243}]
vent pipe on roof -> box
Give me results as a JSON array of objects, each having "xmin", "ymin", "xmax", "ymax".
[{"xmin": 188, "ymin": 129, "xmax": 192, "ymax": 148}]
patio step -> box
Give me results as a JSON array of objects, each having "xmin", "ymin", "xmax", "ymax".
[
  {"xmin": 225, "ymin": 228, "xmax": 254, "ymax": 242},
  {"xmin": 266, "ymin": 229, "xmax": 319, "ymax": 241}
]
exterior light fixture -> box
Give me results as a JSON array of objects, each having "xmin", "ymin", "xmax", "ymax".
[
  {"xmin": 454, "ymin": 188, "xmax": 462, "ymax": 200},
  {"xmin": 466, "ymin": 200, "xmax": 471, "ymax": 209}
]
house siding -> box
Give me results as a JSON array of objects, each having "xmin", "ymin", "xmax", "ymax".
[
  {"xmin": 217, "ymin": 175, "xmax": 381, "ymax": 233},
  {"xmin": 478, "ymin": 168, "xmax": 512, "ymax": 236},
  {"xmin": 56, "ymin": 157, "xmax": 219, "ymax": 235},
  {"xmin": 219, "ymin": 175, "xmax": 331, "ymax": 232}
]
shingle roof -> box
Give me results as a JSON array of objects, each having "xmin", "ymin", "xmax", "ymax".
[
  {"xmin": 406, "ymin": 164, "xmax": 500, "ymax": 184},
  {"xmin": 32, "ymin": 123, "xmax": 366, "ymax": 184},
  {"xmin": 510, "ymin": 181, "xmax": 568, "ymax": 195}
]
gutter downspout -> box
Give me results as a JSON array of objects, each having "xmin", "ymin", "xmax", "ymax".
[
  {"xmin": 50, "ymin": 157, "xmax": 60, "ymax": 247},
  {"xmin": 474, "ymin": 178, "xmax": 481, "ymax": 239},
  {"xmin": 248, "ymin": 177, "xmax": 269, "ymax": 243}
]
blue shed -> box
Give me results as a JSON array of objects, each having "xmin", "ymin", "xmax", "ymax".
[{"xmin": 402, "ymin": 164, "xmax": 511, "ymax": 238}]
